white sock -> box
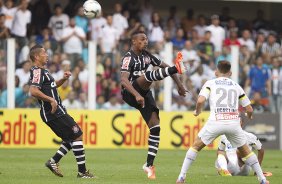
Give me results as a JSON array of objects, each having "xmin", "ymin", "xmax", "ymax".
[
  {"xmin": 243, "ymin": 152, "xmax": 266, "ymax": 182},
  {"xmin": 179, "ymin": 148, "xmax": 198, "ymax": 178},
  {"xmin": 217, "ymin": 154, "xmax": 228, "ymax": 170}
]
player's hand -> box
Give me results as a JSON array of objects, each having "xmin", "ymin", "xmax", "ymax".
[
  {"xmin": 135, "ymin": 94, "xmax": 145, "ymax": 108},
  {"xmin": 245, "ymin": 112, "xmax": 253, "ymax": 120},
  {"xmin": 177, "ymin": 85, "xmax": 186, "ymax": 97},
  {"xmin": 50, "ymin": 99, "xmax": 58, "ymax": 114},
  {"xmin": 63, "ymin": 71, "xmax": 71, "ymax": 80},
  {"xmin": 193, "ymin": 110, "xmax": 200, "ymax": 116}
]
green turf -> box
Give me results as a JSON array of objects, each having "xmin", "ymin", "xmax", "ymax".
[{"xmin": 0, "ymin": 149, "xmax": 281, "ymax": 184}]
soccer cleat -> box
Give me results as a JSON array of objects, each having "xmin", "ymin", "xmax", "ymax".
[
  {"xmin": 142, "ymin": 163, "xmax": 156, "ymax": 179},
  {"xmin": 174, "ymin": 52, "xmax": 187, "ymax": 74},
  {"xmin": 260, "ymin": 179, "xmax": 270, "ymax": 184},
  {"xmin": 45, "ymin": 159, "xmax": 63, "ymax": 177},
  {"xmin": 217, "ymin": 169, "xmax": 232, "ymax": 176},
  {"xmin": 176, "ymin": 176, "xmax": 186, "ymax": 183},
  {"xmin": 77, "ymin": 170, "xmax": 95, "ymax": 178}
]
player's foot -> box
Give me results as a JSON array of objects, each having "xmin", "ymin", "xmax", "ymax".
[
  {"xmin": 77, "ymin": 170, "xmax": 95, "ymax": 178},
  {"xmin": 45, "ymin": 159, "xmax": 63, "ymax": 177},
  {"xmin": 260, "ymin": 179, "xmax": 269, "ymax": 184},
  {"xmin": 176, "ymin": 176, "xmax": 186, "ymax": 183},
  {"xmin": 217, "ymin": 169, "xmax": 232, "ymax": 176},
  {"xmin": 174, "ymin": 52, "xmax": 187, "ymax": 74},
  {"xmin": 142, "ymin": 163, "xmax": 156, "ymax": 179}
]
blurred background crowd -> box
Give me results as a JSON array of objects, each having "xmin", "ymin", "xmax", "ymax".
[{"xmin": 0, "ymin": 0, "xmax": 281, "ymax": 114}]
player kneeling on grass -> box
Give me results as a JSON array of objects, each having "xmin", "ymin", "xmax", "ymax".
[
  {"xmin": 215, "ymin": 130, "xmax": 272, "ymax": 177},
  {"xmin": 29, "ymin": 45, "xmax": 94, "ymax": 178},
  {"xmin": 176, "ymin": 60, "xmax": 269, "ymax": 184}
]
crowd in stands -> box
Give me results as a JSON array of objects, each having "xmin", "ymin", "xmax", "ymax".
[{"xmin": 0, "ymin": 0, "xmax": 281, "ymax": 113}]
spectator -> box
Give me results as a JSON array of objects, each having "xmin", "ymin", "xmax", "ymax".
[
  {"xmin": 219, "ymin": 7, "xmax": 232, "ymax": 28},
  {"xmin": 139, "ymin": 0, "xmax": 153, "ymax": 29},
  {"xmin": 255, "ymin": 31, "xmax": 266, "ymax": 56},
  {"xmin": 181, "ymin": 40, "xmax": 200, "ymax": 75},
  {"xmin": 239, "ymin": 45, "xmax": 252, "ymax": 86},
  {"xmin": 96, "ymin": 94, "xmax": 105, "ymax": 109},
  {"xmin": 78, "ymin": 92, "xmax": 88, "ymax": 109},
  {"xmin": 0, "ymin": 13, "xmax": 9, "ymax": 39},
  {"xmin": 223, "ymin": 28, "xmax": 240, "ymax": 46},
  {"xmin": 148, "ymin": 12, "xmax": 164, "ymax": 45},
  {"xmin": 215, "ymin": 45, "xmax": 231, "ymax": 65},
  {"xmin": 98, "ymin": 14, "xmax": 118, "ymax": 67},
  {"xmin": 35, "ymin": 27, "xmax": 55, "ymax": 46},
  {"xmin": 193, "ymin": 15, "xmax": 207, "ymax": 39},
  {"xmin": 11, "ymin": 0, "xmax": 31, "ymax": 52},
  {"xmin": 251, "ymin": 92, "xmax": 268, "ymax": 113},
  {"xmin": 252, "ymin": 9, "xmax": 268, "ymax": 31},
  {"xmin": 48, "ymin": 3, "xmax": 69, "ymax": 42},
  {"xmin": 74, "ymin": 6, "xmax": 88, "ymax": 36},
  {"xmin": 269, "ymin": 57, "xmax": 282, "ymax": 113},
  {"xmin": 56, "ymin": 59, "xmax": 71, "ymax": 80},
  {"xmin": 261, "ymin": 32, "xmax": 281, "ymax": 64},
  {"xmin": 171, "ymin": 28, "xmax": 185, "ymax": 50},
  {"xmin": 166, "ymin": 5, "xmax": 180, "ymax": 28},
  {"xmin": 238, "ymin": 29, "xmax": 255, "ymax": 53},
  {"xmin": 57, "ymin": 79, "xmax": 71, "ymax": 101},
  {"xmin": 197, "ymin": 30, "xmax": 215, "ymax": 67},
  {"xmin": 113, "ymin": 2, "xmax": 129, "ymax": 40},
  {"xmin": 171, "ymin": 96, "xmax": 188, "ymax": 111},
  {"xmin": 1, "ymin": 0, "xmax": 17, "ymax": 30},
  {"xmin": 205, "ymin": 14, "xmax": 225, "ymax": 53},
  {"xmin": 181, "ymin": 8, "xmax": 196, "ymax": 34},
  {"xmin": 62, "ymin": 91, "xmax": 81, "ymax": 109},
  {"xmin": 190, "ymin": 65, "xmax": 209, "ymax": 93},
  {"xmin": 164, "ymin": 18, "xmax": 177, "ymax": 40},
  {"xmin": 61, "ymin": 17, "xmax": 86, "ymax": 69},
  {"xmin": 72, "ymin": 78, "xmax": 83, "ymax": 94},
  {"xmin": 90, "ymin": 11, "xmax": 106, "ymax": 42},
  {"xmin": 102, "ymin": 94, "xmax": 121, "ymax": 110},
  {"xmin": 15, "ymin": 61, "xmax": 31, "ymax": 87},
  {"xmin": 245, "ymin": 57, "xmax": 271, "ymax": 99}
]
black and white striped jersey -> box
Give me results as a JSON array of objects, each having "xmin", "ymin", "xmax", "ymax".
[
  {"xmin": 29, "ymin": 66, "xmax": 66, "ymax": 122},
  {"xmin": 120, "ymin": 49, "xmax": 162, "ymax": 86}
]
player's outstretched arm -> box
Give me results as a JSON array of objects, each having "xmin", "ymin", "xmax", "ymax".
[
  {"xmin": 257, "ymin": 148, "xmax": 265, "ymax": 166},
  {"xmin": 193, "ymin": 95, "xmax": 206, "ymax": 116},
  {"xmin": 29, "ymin": 86, "xmax": 58, "ymax": 113},
  {"xmin": 244, "ymin": 104, "xmax": 253, "ymax": 119},
  {"xmin": 56, "ymin": 71, "xmax": 71, "ymax": 88},
  {"xmin": 121, "ymin": 72, "xmax": 145, "ymax": 108}
]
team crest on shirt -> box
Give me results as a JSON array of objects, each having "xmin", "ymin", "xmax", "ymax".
[
  {"xmin": 144, "ymin": 56, "xmax": 150, "ymax": 64},
  {"xmin": 32, "ymin": 69, "xmax": 41, "ymax": 84},
  {"xmin": 121, "ymin": 57, "xmax": 131, "ymax": 70},
  {"xmin": 72, "ymin": 125, "xmax": 80, "ymax": 133}
]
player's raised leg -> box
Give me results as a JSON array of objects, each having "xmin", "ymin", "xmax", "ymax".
[
  {"xmin": 176, "ymin": 137, "xmax": 206, "ymax": 183},
  {"xmin": 45, "ymin": 142, "xmax": 72, "ymax": 177},
  {"xmin": 238, "ymin": 145, "xmax": 269, "ymax": 184}
]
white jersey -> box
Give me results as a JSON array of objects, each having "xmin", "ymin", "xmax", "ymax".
[
  {"xmin": 218, "ymin": 131, "xmax": 262, "ymax": 151},
  {"xmin": 199, "ymin": 77, "xmax": 251, "ymax": 124}
]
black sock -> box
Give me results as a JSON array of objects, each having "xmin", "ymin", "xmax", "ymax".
[
  {"xmin": 71, "ymin": 140, "xmax": 86, "ymax": 173},
  {"xmin": 146, "ymin": 125, "xmax": 160, "ymax": 167},
  {"xmin": 144, "ymin": 67, "xmax": 177, "ymax": 82},
  {"xmin": 52, "ymin": 142, "xmax": 72, "ymax": 163}
]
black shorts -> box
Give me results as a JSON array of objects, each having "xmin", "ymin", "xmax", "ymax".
[
  {"xmin": 122, "ymin": 81, "xmax": 159, "ymax": 123},
  {"xmin": 45, "ymin": 114, "xmax": 83, "ymax": 142}
]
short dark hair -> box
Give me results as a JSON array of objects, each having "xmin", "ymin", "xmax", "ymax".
[
  {"xmin": 29, "ymin": 44, "xmax": 44, "ymax": 62},
  {"xmin": 217, "ymin": 60, "xmax": 231, "ymax": 74},
  {"xmin": 132, "ymin": 30, "xmax": 146, "ymax": 37}
]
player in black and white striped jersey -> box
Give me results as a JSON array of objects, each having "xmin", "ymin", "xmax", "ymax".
[{"xmin": 28, "ymin": 44, "xmax": 94, "ymax": 179}]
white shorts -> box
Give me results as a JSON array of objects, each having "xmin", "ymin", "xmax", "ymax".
[{"xmin": 198, "ymin": 121, "xmax": 246, "ymax": 148}]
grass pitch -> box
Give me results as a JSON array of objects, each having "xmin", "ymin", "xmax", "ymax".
[{"xmin": 0, "ymin": 149, "xmax": 281, "ymax": 184}]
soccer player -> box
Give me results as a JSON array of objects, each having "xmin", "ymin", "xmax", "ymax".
[
  {"xmin": 120, "ymin": 31, "xmax": 187, "ymax": 179},
  {"xmin": 28, "ymin": 45, "xmax": 94, "ymax": 178},
  {"xmin": 215, "ymin": 130, "xmax": 265, "ymax": 176},
  {"xmin": 176, "ymin": 61, "xmax": 269, "ymax": 184}
]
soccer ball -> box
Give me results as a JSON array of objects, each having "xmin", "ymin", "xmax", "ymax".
[{"xmin": 83, "ymin": 0, "xmax": 101, "ymax": 19}]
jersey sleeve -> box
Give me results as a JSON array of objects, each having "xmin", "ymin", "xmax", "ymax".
[
  {"xmin": 29, "ymin": 68, "xmax": 44, "ymax": 88},
  {"xmin": 120, "ymin": 55, "xmax": 134, "ymax": 73},
  {"xmin": 238, "ymin": 85, "xmax": 251, "ymax": 107},
  {"xmin": 199, "ymin": 81, "xmax": 211, "ymax": 99}
]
